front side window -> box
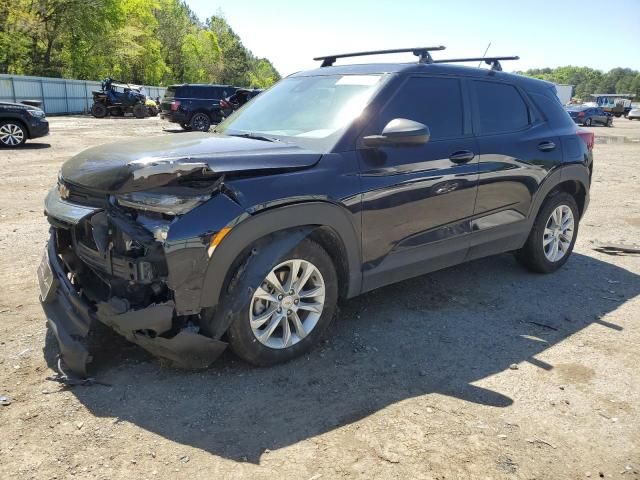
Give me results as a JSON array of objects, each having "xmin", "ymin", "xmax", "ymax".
[
  {"xmin": 216, "ymin": 74, "xmax": 388, "ymax": 152},
  {"xmin": 369, "ymin": 76, "xmax": 464, "ymax": 140},
  {"xmin": 472, "ymin": 81, "xmax": 530, "ymax": 135}
]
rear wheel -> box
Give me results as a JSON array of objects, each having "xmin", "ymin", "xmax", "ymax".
[
  {"xmin": 0, "ymin": 121, "xmax": 26, "ymax": 147},
  {"xmin": 584, "ymin": 118, "xmax": 592, "ymax": 126},
  {"xmin": 515, "ymin": 192, "xmax": 579, "ymax": 273},
  {"xmin": 226, "ymin": 239, "xmax": 338, "ymax": 366},
  {"xmin": 190, "ymin": 112, "xmax": 211, "ymax": 132},
  {"xmin": 132, "ymin": 103, "xmax": 146, "ymax": 119},
  {"xmin": 606, "ymin": 117, "xmax": 613, "ymax": 127},
  {"xmin": 91, "ymin": 102, "xmax": 107, "ymax": 118}
]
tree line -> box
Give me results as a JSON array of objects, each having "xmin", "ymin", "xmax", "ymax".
[
  {"xmin": 0, "ymin": 0, "xmax": 281, "ymax": 88},
  {"xmin": 518, "ymin": 66, "xmax": 640, "ymax": 101}
]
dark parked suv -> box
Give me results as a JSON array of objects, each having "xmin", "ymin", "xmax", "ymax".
[
  {"xmin": 0, "ymin": 101, "xmax": 49, "ymax": 147},
  {"xmin": 160, "ymin": 84, "xmax": 236, "ymax": 131},
  {"xmin": 39, "ymin": 47, "xmax": 593, "ymax": 376}
]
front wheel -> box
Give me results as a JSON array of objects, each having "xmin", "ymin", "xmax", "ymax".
[
  {"xmin": 515, "ymin": 192, "xmax": 579, "ymax": 273},
  {"xmin": 584, "ymin": 118, "xmax": 592, "ymax": 126},
  {"xmin": 226, "ymin": 239, "xmax": 338, "ymax": 366},
  {"xmin": 0, "ymin": 121, "xmax": 26, "ymax": 147}
]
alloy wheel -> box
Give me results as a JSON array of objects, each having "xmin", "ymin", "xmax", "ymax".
[
  {"xmin": 543, "ymin": 205, "xmax": 575, "ymax": 262},
  {"xmin": 192, "ymin": 114, "xmax": 210, "ymax": 131},
  {"xmin": 249, "ymin": 259, "xmax": 325, "ymax": 349},
  {"xmin": 0, "ymin": 123, "xmax": 25, "ymax": 146}
]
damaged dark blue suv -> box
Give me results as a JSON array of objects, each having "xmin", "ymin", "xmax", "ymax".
[{"xmin": 38, "ymin": 47, "xmax": 593, "ymax": 376}]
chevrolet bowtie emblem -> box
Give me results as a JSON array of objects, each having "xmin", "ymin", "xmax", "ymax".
[{"xmin": 58, "ymin": 183, "xmax": 70, "ymax": 199}]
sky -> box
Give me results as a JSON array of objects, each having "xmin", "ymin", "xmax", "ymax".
[{"xmin": 186, "ymin": 0, "xmax": 640, "ymax": 77}]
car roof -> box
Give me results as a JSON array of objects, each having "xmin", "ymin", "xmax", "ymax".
[
  {"xmin": 289, "ymin": 62, "xmax": 554, "ymax": 91},
  {"xmin": 0, "ymin": 101, "xmax": 28, "ymax": 108}
]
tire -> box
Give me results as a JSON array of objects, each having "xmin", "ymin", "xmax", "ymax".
[
  {"xmin": 190, "ymin": 112, "xmax": 211, "ymax": 132},
  {"xmin": 147, "ymin": 106, "xmax": 158, "ymax": 117},
  {"xmin": 180, "ymin": 123, "xmax": 192, "ymax": 131},
  {"xmin": 584, "ymin": 118, "xmax": 592, "ymax": 126},
  {"xmin": 226, "ymin": 238, "xmax": 338, "ymax": 366},
  {"xmin": 132, "ymin": 103, "xmax": 146, "ymax": 119},
  {"xmin": 606, "ymin": 117, "xmax": 613, "ymax": 127},
  {"xmin": 0, "ymin": 120, "xmax": 27, "ymax": 147},
  {"xmin": 515, "ymin": 192, "xmax": 580, "ymax": 274},
  {"xmin": 91, "ymin": 102, "xmax": 107, "ymax": 118}
]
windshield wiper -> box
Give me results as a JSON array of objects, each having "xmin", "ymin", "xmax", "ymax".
[{"xmin": 227, "ymin": 132, "xmax": 280, "ymax": 142}]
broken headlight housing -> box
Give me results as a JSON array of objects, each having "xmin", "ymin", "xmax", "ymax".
[{"xmin": 115, "ymin": 191, "xmax": 210, "ymax": 216}]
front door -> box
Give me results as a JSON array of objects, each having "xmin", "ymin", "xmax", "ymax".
[{"xmin": 359, "ymin": 76, "xmax": 479, "ymax": 292}]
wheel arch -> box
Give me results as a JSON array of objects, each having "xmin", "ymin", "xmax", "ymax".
[
  {"xmin": 199, "ymin": 201, "xmax": 362, "ymax": 313},
  {"xmin": 529, "ymin": 164, "xmax": 591, "ymax": 222}
]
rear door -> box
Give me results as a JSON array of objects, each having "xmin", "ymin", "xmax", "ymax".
[
  {"xmin": 359, "ymin": 75, "xmax": 479, "ymax": 291},
  {"xmin": 468, "ymin": 79, "xmax": 564, "ymax": 257}
]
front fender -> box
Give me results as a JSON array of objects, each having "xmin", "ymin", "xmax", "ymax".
[{"xmin": 200, "ymin": 201, "xmax": 362, "ymax": 312}]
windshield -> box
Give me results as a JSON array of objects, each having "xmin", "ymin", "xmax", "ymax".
[{"xmin": 215, "ymin": 74, "xmax": 388, "ymax": 152}]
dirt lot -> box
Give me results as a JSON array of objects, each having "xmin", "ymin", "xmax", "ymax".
[{"xmin": 0, "ymin": 115, "xmax": 639, "ymax": 479}]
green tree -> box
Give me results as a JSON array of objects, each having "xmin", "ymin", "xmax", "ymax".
[{"xmin": 0, "ymin": 1, "xmax": 280, "ymax": 87}]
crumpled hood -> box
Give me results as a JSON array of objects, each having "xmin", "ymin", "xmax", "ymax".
[{"xmin": 60, "ymin": 133, "xmax": 322, "ymax": 193}]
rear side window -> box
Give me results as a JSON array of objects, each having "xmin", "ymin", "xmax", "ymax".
[
  {"xmin": 176, "ymin": 86, "xmax": 192, "ymax": 98},
  {"xmin": 375, "ymin": 76, "xmax": 464, "ymax": 140},
  {"xmin": 472, "ymin": 81, "xmax": 530, "ymax": 135}
]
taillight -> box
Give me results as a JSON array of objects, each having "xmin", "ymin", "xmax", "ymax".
[
  {"xmin": 577, "ymin": 111, "xmax": 585, "ymax": 117},
  {"xmin": 577, "ymin": 129, "xmax": 594, "ymax": 151},
  {"xmin": 170, "ymin": 100, "xmax": 181, "ymax": 111}
]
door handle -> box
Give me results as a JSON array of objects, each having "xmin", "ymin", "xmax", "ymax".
[
  {"xmin": 538, "ymin": 141, "xmax": 556, "ymax": 152},
  {"xmin": 449, "ymin": 150, "xmax": 475, "ymax": 163}
]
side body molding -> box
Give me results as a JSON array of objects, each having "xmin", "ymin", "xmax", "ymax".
[{"xmin": 199, "ymin": 201, "xmax": 363, "ymax": 310}]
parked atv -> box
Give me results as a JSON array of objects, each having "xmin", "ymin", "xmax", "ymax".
[{"xmin": 90, "ymin": 78, "xmax": 148, "ymax": 118}]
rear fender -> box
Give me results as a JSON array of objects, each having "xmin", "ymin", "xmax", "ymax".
[{"xmin": 527, "ymin": 163, "xmax": 591, "ymax": 224}]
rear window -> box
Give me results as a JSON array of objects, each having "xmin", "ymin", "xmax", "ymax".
[{"xmin": 472, "ymin": 81, "xmax": 530, "ymax": 135}]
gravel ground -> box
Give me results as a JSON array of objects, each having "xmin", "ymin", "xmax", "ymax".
[{"xmin": 0, "ymin": 115, "xmax": 638, "ymax": 479}]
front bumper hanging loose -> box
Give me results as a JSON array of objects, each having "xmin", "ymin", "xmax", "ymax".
[{"xmin": 39, "ymin": 230, "xmax": 227, "ymax": 377}]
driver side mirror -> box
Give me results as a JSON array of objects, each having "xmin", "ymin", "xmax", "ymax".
[{"xmin": 362, "ymin": 118, "xmax": 430, "ymax": 148}]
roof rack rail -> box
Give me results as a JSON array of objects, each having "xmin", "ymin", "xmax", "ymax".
[
  {"xmin": 313, "ymin": 46, "xmax": 446, "ymax": 67},
  {"xmin": 432, "ymin": 56, "xmax": 519, "ymax": 71}
]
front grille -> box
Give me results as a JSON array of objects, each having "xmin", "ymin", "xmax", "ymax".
[
  {"xmin": 75, "ymin": 240, "xmax": 155, "ymax": 282},
  {"xmin": 60, "ymin": 181, "xmax": 109, "ymax": 208}
]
